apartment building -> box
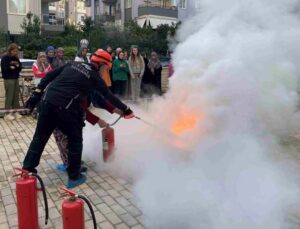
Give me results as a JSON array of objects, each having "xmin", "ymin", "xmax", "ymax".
[
  {"xmin": 177, "ymin": 0, "xmax": 201, "ymax": 21},
  {"xmin": 122, "ymin": 0, "xmax": 178, "ymax": 28},
  {"xmin": 0, "ymin": 0, "xmax": 41, "ymax": 34},
  {"xmin": 0, "ymin": 0, "xmax": 64, "ymax": 34}
]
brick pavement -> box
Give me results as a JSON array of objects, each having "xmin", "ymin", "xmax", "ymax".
[
  {"xmin": 0, "ymin": 116, "xmax": 145, "ymax": 229},
  {"xmin": 2, "ymin": 116, "xmax": 300, "ymax": 228}
]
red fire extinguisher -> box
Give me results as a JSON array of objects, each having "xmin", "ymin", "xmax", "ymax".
[
  {"xmin": 102, "ymin": 126, "xmax": 115, "ymax": 162},
  {"xmin": 13, "ymin": 168, "xmax": 49, "ymax": 229},
  {"xmin": 60, "ymin": 187, "xmax": 97, "ymax": 229}
]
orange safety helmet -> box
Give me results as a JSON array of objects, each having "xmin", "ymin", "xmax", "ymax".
[{"xmin": 90, "ymin": 49, "xmax": 112, "ymax": 69}]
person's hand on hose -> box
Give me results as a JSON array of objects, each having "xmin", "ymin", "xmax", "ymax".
[
  {"xmin": 113, "ymin": 108, "xmax": 124, "ymax": 116},
  {"xmin": 25, "ymin": 88, "xmax": 43, "ymax": 113},
  {"xmin": 98, "ymin": 118, "xmax": 108, "ymax": 128},
  {"xmin": 123, "ymin": 107, "xmax": 134, "ymax": 119}
]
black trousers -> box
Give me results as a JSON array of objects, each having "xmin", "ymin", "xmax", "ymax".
[
  {"xmin": 113, "ymin": 80, "xmax": 127, "ymax": 98},
  {"xmin": 23, "ymin": 101, "xmax": 84, "ymax": 180}
]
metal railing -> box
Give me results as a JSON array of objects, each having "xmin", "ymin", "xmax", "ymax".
[{"xmin": 138, "ymin": 4, "xmax": 178, "ymax": 18}]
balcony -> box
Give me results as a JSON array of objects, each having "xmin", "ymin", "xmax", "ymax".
[
  {"xmin": 115, "ymin": 10, "xmax": 121, "ymax": 20},
  {"xmin": 41, "ymin": 14, "xmax": 64, "ymax": 33},
  {"xmin": 102, "ymin": 0, "xmax": 117, "ymax": 4},
  {"xmin": 138, "ymin": 4, "xmax": 178, "ymax": 18},
  {"xmin": 41, "ymin": 0, "xmax": 60, "ymax": 2},
  {"xmin": 99, "ymin": 15, "xmax": 116, "ymax": 22}
]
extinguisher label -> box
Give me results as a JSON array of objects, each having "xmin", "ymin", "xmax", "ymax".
[{"xmin": 103, "ymin": 140, "xmax": 109, "ymax": 150}]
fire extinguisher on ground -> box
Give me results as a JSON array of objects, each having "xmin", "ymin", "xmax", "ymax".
[
  {"xmin": 60, "ymin": 187, "xmax": 97, "ymax": 229},
  {"xmin": 13, "ymin": 168, "xmax": 49, "ymax": 229}
]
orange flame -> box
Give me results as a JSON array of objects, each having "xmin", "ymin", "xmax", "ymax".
[{"xmin": 171, "ymin": 113, "xmax": 198, "ymax": 135}]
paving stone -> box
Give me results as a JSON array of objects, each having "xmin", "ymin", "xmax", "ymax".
[
  {"xmin": 0, "ymin": 223, "xmax": 10, "ymax": 229},
  {"xmin": 111, "ymin": 204, "xmax": 128, "ymax": 215},
  {"xmin": 0, "ymin": 214, "xmax": 7, "ymax": 224},
  {"xmin": 99, "ymin": 221, "xmax": 114, "ymax": 229},
  {"xmin": 94, "ymin": 211, "xmax": 106, "ymax": 223},
  {"xmin": 89, "ymin": 194, "xmax": 103, "ymax": 205},
  {"xmin": 0, "ymin": 187, "xmax": 12, "ymax": 196},
  {"xmin": 96, "ymin": 203, "xmax": 113, "ymax": 215},
  {"xmin": 105, "ymin": 212, "xmax": 122, "ymax": 225},
  {"xmin": 120, "ymin": 190, "xmax": 134, "ymax": 199},
  {"xmin": 119, "ymin": 213, "xmax": 138, "ymax": 227},
  {"xmin": 106, "ymin": 189, "xmax": 121, "ymax": 198},
  {"xmin": 5, "ymin": 204, "xmax": 17, "ymax": 215},
  {"xmin": 116, "ymin": 223, "xmax": 130, "ymax": 229},
  {"xmin": 95, "ymin": 188, "xmax": 108, "ymax": 197},
  {"xmin": 7, "ymin": 213, "xmax": 18, "ymax": 227},
  {"xmin": 125, "ymin": 205, "xmax": 142, "ymax": 217},
  {"xmin": 132, "ymin": 224, "xmax": 145, "ymax": 229},
  {"xmin": 2, "ymin": 195, "xmax": 15, "ymax": 205},
  {"xmin": 48, "ymin": 207, "xmax": 60, "ymax": 219},
  {"xmin": 115, "ymin": 196, "xmax": 131, "ymax": 207},
  {"xmin": 102, "ymin": 195, "xmax": 116, "ymax": 206}
]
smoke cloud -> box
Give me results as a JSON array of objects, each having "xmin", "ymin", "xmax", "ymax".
[{"xmin": 83, "ymin": 0, "xmax": 300, "ymax": 228}]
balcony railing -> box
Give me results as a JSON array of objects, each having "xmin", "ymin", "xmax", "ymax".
[
  {"xmin": 102, "ymin": 0, "xmax": 117, "ymax": 4},
  {"xmin": 138, "ymin": 3, "xmax": 178, "ymax": 18},
  {"xmin": 99, "ymin": 15, "xmax": 116, "ymax": 22},
  {"xmin": 41, "ymin": 14, "xmax": 65, "ymax": 32}
]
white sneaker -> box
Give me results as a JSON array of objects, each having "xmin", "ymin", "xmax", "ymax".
[
  {"xmin": 14, "ymin": 112, "xmax": 23, "ymax": 119},
  {"xmin": 4, "ymin": 114, "xmax": 15, "ymax": 121}
]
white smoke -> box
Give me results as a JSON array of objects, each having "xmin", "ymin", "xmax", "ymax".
[{"xmin": 83, "ymin": 0, "xmax": 300, "ymax": 228}]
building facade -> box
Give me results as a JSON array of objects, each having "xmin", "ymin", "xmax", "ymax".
[
  {"xmin": 177, "ymin": 0, "xmax": 201, "ymax": 21},
  {"xmin": 0, "ymin": 0, "xmax": 65, "ymax": 34}
]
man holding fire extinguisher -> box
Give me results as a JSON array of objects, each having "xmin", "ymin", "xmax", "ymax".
[{"xmin": 23, "ymin": 49, "xmax": 134, "ymax": 188}]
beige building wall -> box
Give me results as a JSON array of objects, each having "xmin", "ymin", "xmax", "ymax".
[{"xmin": 7, "ymin": 0, "xmax": 41, "ymax": 34}]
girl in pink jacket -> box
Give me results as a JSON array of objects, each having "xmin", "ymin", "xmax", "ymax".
[{"xmin": 32, "ymin": 52, "xmax": 52, "ymax": 86}]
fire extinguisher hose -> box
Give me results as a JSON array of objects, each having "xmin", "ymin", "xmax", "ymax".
[
  {"xmin": 78, "ymin": 195, "xmax": 97, "ymax": 229},
  {"xmin": 32, "ymin": 173, "xmax": 49, "ymax": 225},
  {"xmin": 108, "ymin": 115, "xmax": 122, "ymax": 127}
]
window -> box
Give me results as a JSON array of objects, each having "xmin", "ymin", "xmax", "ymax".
[
  {"xmin": 179, "ymin": 0, "xmax": 187, "ymax": 9},
  {"xmin": 195, "ymin": 0, "xmax": 201, "ymax": 9},
  {"xmin": 125, "ymin": 0, "xmax": 132, "ymax": 9},
  {"xmin": 8, "ymin": 0, "xmax": 26, "ymax": 14}
]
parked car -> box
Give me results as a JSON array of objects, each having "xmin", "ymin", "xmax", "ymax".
[
  {"xmin": 19, "ymin": 59, "xmax": 36, "ymax": 69},
  {"xmin": 0, "ymin": 58, "xmax": 36, "ymax": 72}
]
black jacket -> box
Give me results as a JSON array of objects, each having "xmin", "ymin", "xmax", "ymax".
[
  {"xmin": 0, "ymin": 55, "xmax": 22, "ymax": 79},
  {"xmin": 38, "ymin": 61, "xmax": 127, "ymax": 112}
]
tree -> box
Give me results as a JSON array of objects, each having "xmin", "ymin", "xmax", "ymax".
[
  {"xmin": 20, "ymin": 12, "xmax": 40, "ymax": 35},
  {"xmin": 79, "ymin": 17, "xmax": 94, "ymax": 36}
]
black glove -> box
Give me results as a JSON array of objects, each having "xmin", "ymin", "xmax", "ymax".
[
  {"xmin": 25, "ymin": 89, "xmax": 42, "ymax": 113},
  {"xmin": 123, "ymin": 107, "xmax": 134, "ymax": 119}
]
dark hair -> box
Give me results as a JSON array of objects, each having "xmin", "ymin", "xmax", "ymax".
[
  {"xmin": 7, "ymin": 43, "xmax": 18, "ymax": 55},
  {"xmin": 118, "ymin": 51, "xmax": 124, "ymax": 59}
]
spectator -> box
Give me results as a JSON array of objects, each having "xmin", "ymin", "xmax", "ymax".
[
  {"xmin": 123, "ymin": 51, "xmax": 128, "ymax": 60},
  {"xmin": 52, "ymin": 47, "xmax": 66, "ymax": 68},
  {"xmin": 45, "ymin": 46, "xmax": 55, "ymax": 68},
  {"xmin": 142, "ymin": 51, "xmax": 162, "ymax": 96},
  {"xmin": 113, "ymin": 51, "xmax": 129, "ymax": 98},
  {"xmin": 106, "ymin": 45, "xmax": 112, "ymax": 55},
  {"xmin": 0, "ymin": 43, "xmax": 22, "ymax": 121},
  {"xmin": 128, "ymin": 45, "xmax": 145, "ymax": 102},
  {"xmin": 74, "ymin": 46, "xmax": 89, "ymax": 63},
  {"xmin": 115, "ymin": 47, "xmax": 122, "ymax": 59},
  {"xmin": 32, "ymin": 52, "xmax": 52, "ymax": 86}
]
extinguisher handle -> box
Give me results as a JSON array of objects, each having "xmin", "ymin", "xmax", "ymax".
[
  {"xmin": 13, "ymin": 167, "xmax": 29, "ymax": 178},
  {"xmin": 60, "ymin": 186, "xmax": 76, "ymax": 197}
]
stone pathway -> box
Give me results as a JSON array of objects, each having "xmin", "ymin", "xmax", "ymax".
[
  {"xmin": 0, "ymin": 116, "xmax": 144, "ymax": 229},
  {"xmin": 2, "ymin": 115, "xmax": 300, "ymax": 228}
]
